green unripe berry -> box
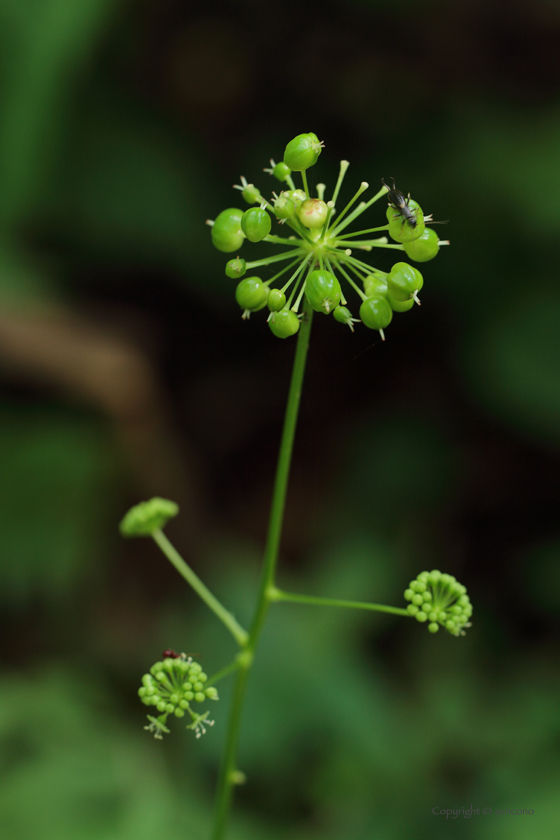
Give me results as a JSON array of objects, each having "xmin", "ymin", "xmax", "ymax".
[
  {"xmin": 305, "ymin": 270, "xmax": 341, "ymax": 314},
  {"xmin": 283, "ymin": 132, "xmax": 322, "ymax": 171},
  {"xmin": 422, "ymin": 591, "xmax": 432, "ymax": 602},
  {"xmin": 387, "ymin": 199, "xmax": 425, "ymax": 243},
  {"xmin": 445, "ymin": 620, "xmax": 457, "ymax": 632},
  {"xmin": 165, "ymin": 703, "xmax": 175, "ymax": 714},
  {"xmin": 298, "ymin": 198, "xmax": 328, "ymax": 229},
  {"xmin": 412, "ymin": 593, "xmax": 424, "ymax": 606},
  {"xmin": 428, "ymin": 570, "xmax": 441, "ymax": 584},
  {"xmin": 179, "ymin": 699, "xmax": 189, "ymax": 709},
  {"xmin": 211, "ymin": 208, "xmax": 245, "ymax": 253},
  {"xmin": 174, "ymin": 707, "xmax": 185, "ymax": 718},
  {"xmin": 226, "ymin": 257, "xmax": 246, "ymax": 279},
  {"xmin": 170, "ymin": 693, "xmax": 179, "ymax": 704},
  {"xmin": 194, "ymin": 692, "xmax": 205, "ymax": 703},
  {"xmin": 428, "ymin": 611, "xmax": 438, "ymax": 622},
  {"xmin": 205, "ymin": 687, "xmax": 218, "ymax": 700},
  {"xmin": 403, "ymin": 588, "xmax": 414, "ymax": 601},
  {"xmin": 407, "ymin": 604, "xmax": 419, "ymax": 616},
  {"xmin": 268, "ymin": 289, "xmax": 286, "ymax": 312},
  {"xmin": 235, "ymin": 277, "xmax": 268, "ymax": 312},
  {"xmin": 198, "ymin": 672, "xmax": 207, "ymax": 683},
  {"xmin": 411, "ymin": 580, "xmax": 426, "ymax": 593},
  {"xmin": 416, "ymin": 611, "xmax": 428, "ymax": 622},
  {"xmin": 387, "ymin": 295, "xmax": 414, "ymax": 312},
  {"xmin": 241, "ymin": 207, "xmax": 271, "ymax": 242},
  {"xmin": 184, "ymin": 691, "xmax": 194, "ymax": 701},
  {"xmin": 360, "ymin": 296, "xmax": 393, "ymax": 332},
  {"xmin": 193, "ymin": 682, "xmax": 203, "ymax": 692},
  {"xmin": 120, "ymin": 498, "xmax": 178, "ymax": 537},
  {"xmin": 289, "ymin": 189, "xmax": 306, "ymax": 207},
  {"xmin": 363, "ymin": 274, "xmax": 388, "ymax": 298},
  {"xmin": 333, "ymin": 305, "xmax": 356, "ymax": 330},
  {"xmin": 387, "ymin": 262, "xmax": 423, "ymax": 302},
  {"xmin": 417, "ymin": 572, "xmax": 430, "ymax": 583},
  {"xmin": 273, "ymin": 192, "xmax": 296, "ymax": 220},
  {"xmin": 269, "ymin": 309, "xmax": 300, "ymax": 339},
  {"xmin": 138, "ymin": 687, "xmax": 147, "ymax": 697},
  {"xmin": 403, "ymin": 227, "xmax": 440, "ymax": 262},
  {"xmin": 156, "ymin": 700, "xmax": 167, "ymax": 712},
  {"xmin": 428, "ymin": 622, "xmax": 439, "ymax": 633},
  {"xmin": 272, "ymin": 161, "xmax": 291, "ymax": 182},
  {"xmin": 241, "ymin": 184, "xmax": 261, "ymax": 204}
]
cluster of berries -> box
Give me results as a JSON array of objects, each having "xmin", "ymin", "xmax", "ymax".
[
  {"xmin": 404, "ymin": 571, "xmax": 473, "ymax": 636},
  {"xmin": 208, "ymin": 132, "xmax": 447, "ymax": 339},
  {"xmin": 139, "ymin": 654, "xmax": 219, "ymax": 739}
]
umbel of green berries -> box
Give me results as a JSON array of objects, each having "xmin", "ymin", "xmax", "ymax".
[
  {"xmin": 139, "ymin": 654, "xmax": 219, "ymax": 739},
  {"xmin": 404, "ymin": 571, "xmax": 472, "ymax": 636},
  {"xmin": 207, "ymin": 132, "xmax": 449, "ymax": 339}
]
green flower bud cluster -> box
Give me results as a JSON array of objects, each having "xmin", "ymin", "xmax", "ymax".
[
  {"xmin": 120, "ymin": 497, "xmax": 179, "ymax": 537},
  {"xmin": 404, "ymin": 571, "xmax": 473, "ymax": 636},
  {"xmin": 209, "ymin": 132, "xmax": 446, "ymax": 339},
  {"xmin": 139, "ymin": 655, "xmax": 219, "ymax": 739}
]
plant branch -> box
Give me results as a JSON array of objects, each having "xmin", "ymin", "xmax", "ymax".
[
  {"xmin": 152, "ymin": 530, "xmax": 249, "ymax": 648},
  {"xmin": 268, "ymin": 587, "xmax": 410, "ymax": 617}
]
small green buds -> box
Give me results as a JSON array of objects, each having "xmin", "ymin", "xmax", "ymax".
[
  {"xmin": 140, "ymin": 654, "xmax": 218, "ymax": 739},
  {"xmin": 269, "ymin": 309, "xmax": 300, "ymax": 338},
  {"xmin": 387, "ymin": 199, "xmax": 425, "ymax": 243},
  {"xmin": 225, "ymin": 257, "xmax": 246, "ymax": 279},
  {"xmin": 333, "ymin": 305, "xmax": 359, "ymax": 331},
  {"xmin": 272, "ymin": 161, "xmax": 291, "ymax": 181},
  {"xmin": 233, "ymin": 176, "xmax": 262, "ymax": 205},
  {"xmin": 298, "ymin": 198, "xmax": 328, "ymax": 229},
  {"xmin": 211, "ymin": 208, "xmax": 245, "ymax": 253},
  {"xmin": 267, "ymin": 288, "xmax": 287, "ymax": 312},
  {"xmin": 273, "ymin": 191, "xmax": 296, "ymax": 221},
  {"xmin": 305, "ymin": 270, "xmax": 341, "ymax": 314},
  {"xmin": 120, "ymin": 497, "xmax": 178, "ymax": 537},
  {"xmin": 387, "ymin": 262, "xmax": 423, "ymax": 303},
  {"xmin": 264, "ymin": 159, "xmax": 292, "ymax": 182},
  {"xmin": 235, "ymin": 277, "xmax": 268, "ymax": 316},
  {"xmin": 241, "ymin": 206, "xmax": 271, "ymax": 242},
  {"xmin": 404, "ymin": 571, "xmax": 472, "ymax": 636},
  {"xmin": 359, "ymin": 296, "xmax": 393, "ymax": 337},
  {"xmin": 283, "ymin": 133, "xmax": 323, "ymax": 171},
  {"xmin": 403, "ymin": 227, "xmax": 440, "ymax": 262}
]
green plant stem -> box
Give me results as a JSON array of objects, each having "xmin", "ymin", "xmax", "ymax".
[
  {"xmin": 211, "ymin": 297, "xmax": 314, "ymax": 840},
  {"xmin": 246, "ymin": 247, "xmax": 303, "ymax": 268},
  {"xmin": 206, "ymin": 659, "xmax": 241, "ymax": 688},
  {"xmin": 269, "ymin": 588, "xmax": 410, "ymax": 617},
  {"xmin": 151, "ymin": 530, "xmax": 249, "ymax": 648}
]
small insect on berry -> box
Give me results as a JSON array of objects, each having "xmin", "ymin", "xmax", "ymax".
[
  {"xmin": 162, "ymin": 650, "xmax": 200, "ymax": 659},
  {"xmin": 382, "ymin": 177, "xmax": 425, "ymax": 243}
]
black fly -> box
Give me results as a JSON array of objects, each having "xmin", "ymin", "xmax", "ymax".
[{"xmin": 382, "ymin": 177, "xmax": 418, "ymax": 229}]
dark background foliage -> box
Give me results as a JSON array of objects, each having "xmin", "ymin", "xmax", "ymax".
[{"xmin": 1, "ymin": 0, "xmax": 559, "ymax": 838}]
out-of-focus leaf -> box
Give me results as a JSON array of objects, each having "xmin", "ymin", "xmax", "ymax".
[{"xmin": 0, "ymin": 404, "xmax": 117, "ymax": 604}]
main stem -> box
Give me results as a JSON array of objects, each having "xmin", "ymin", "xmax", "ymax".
[{"xmin": 211, "ymin": 298, "xmax": 314, "ymax": 840}]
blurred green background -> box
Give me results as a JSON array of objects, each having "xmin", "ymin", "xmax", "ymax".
[{"xmin": 1, "ymin": 0, "xmax": 560, "ymax": 838}]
